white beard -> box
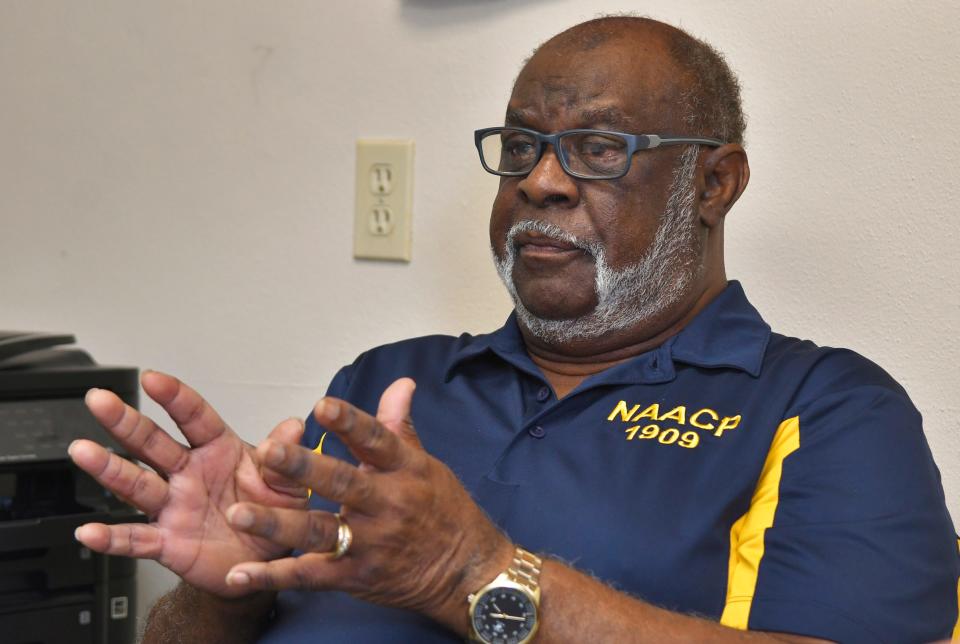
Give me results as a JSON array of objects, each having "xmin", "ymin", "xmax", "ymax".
[{"xmin": 492, "ymin": 145, "xmax": 702, "ymax": 344}]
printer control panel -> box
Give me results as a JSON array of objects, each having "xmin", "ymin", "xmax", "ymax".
[{"xmin": 0, "ymin": 398, "xmax": 123, "ymax": 463}]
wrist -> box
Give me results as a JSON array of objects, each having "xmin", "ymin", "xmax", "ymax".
[
  {"xmin": 434, "ymin": 538, "xmax": 516, "ymax": 636},
  {"xmin": 185, "ymin": 583, "xmax": 277, "ymax": 619}
]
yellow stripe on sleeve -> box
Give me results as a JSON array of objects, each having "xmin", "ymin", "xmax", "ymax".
[{"xmin": 720, "ymin": 416, "xmax": 801, "ymax": 629}]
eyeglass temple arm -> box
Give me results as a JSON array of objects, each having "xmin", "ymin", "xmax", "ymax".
[{"xmin": 646, "ymin": 135, "xmax": 726, "ymax": 148}]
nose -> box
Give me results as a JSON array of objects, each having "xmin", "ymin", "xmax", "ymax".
[{"xmin": 516, "ymin": 145, "xmax": 581, "ymax": 208}]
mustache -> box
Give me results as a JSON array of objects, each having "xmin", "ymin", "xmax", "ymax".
[{"xmin": 504, "ymin": 220, "xmax": 603, "ymax": 258}]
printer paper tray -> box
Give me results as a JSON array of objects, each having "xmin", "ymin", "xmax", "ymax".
[{"xmin": 0, "ymin": 509, "xmax": 145, "ymax": 552}]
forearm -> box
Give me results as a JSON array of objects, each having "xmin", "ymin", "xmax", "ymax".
[
  {"xmin": 533, "ymin": 560, "xmax": 825, "ymax": 644},
  {"xmin": 142, "ymin": 582, "xmax": 276, "ymax": 644}
]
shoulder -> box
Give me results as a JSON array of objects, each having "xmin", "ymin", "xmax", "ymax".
[
  {"xmin": 343, "ymin": 330, "xmax": 487, "ymax": 378},
  {"xmin": 761, "ymin": 331, "xmax": 913, "ymax": 416},
  {"xmin": 324, "ymin": 328, "xmax": 500, "ymax": 409}
]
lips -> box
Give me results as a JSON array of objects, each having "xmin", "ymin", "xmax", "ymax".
[{"xmin": 513, "ymin": 231, "xmax": 581, "ymax": 256}]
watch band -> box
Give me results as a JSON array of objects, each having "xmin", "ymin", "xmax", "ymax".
[{"xmin": 506, "ymin": 547, "xmax": 542, "ymax": 598}]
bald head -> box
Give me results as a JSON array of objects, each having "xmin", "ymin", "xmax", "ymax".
[{"xmin": 523, "ymin": 16, "xmax": 746, "ymax": 145}]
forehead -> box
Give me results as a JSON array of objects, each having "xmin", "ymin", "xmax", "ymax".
[{"xmin": 507, "ymin": 37, "xmax": 683, "ymax": 132}]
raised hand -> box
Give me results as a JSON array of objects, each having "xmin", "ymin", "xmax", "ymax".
[
  {"xmin": 68, "ymin": 370, "xmax": 310, "ymax": 597},
  {"xmin": 221, "ymin": 378, "xmax": 514, "ymax": 633}
]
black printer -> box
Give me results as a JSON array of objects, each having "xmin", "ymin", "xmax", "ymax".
[{"xmin": 0, "ymin": 332, "xmax": 142, "ymax": 644}]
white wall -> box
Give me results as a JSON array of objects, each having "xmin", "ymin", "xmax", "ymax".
[{"xmin": 2, "ymin": 0, "xmax": 957, "ymax": 622}]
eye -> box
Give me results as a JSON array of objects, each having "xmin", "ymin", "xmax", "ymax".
[
  {"xmin": 502, "ymin": 135, "xmax": 537, "ymax": 160},
  {"xmin": 577, "ymin": 135, "xmax": 626, "ymax": 159}
]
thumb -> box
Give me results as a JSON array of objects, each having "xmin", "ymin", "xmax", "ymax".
[{"xmin": 376, "ymin": 377, "xmax": 422, "ymax": 449}]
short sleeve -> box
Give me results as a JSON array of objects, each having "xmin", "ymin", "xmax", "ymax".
[{"xmin": 724, "ymin": 382, "xmax": 960, "ymax": 642}]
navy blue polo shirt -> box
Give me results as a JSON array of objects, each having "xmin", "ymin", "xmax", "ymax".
[{"xmin": 260, "ymin": 281, "xmax": 959, "ymax": 643}]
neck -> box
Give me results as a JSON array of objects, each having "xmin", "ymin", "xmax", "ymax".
[{"xmin": 522, "ymin": 276, "xmax": 727, "ymax": 398}]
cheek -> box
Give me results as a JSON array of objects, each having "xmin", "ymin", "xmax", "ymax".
[
  {"xmin": 488, "ymin": 183, "xmax": 518, "ymax": 255},
  {"xmin": 584, "ymin": 188, "xmax": 661, "ymax": 268}
]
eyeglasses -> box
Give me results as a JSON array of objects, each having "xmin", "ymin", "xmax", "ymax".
[{"xmin": 474, "ymin": 126, "xmax": 725, "ymax": 180}]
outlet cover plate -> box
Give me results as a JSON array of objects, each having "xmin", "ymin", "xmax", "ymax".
[{"xmin": 354, "ymin": 139, "xmax": 414, "ymax": 261}]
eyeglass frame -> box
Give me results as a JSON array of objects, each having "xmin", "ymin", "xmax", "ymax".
[{"xmin": 474, "ymin": 126, "xmax": 726, "ymax": 180}]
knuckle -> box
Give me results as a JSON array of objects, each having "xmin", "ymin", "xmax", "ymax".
[
  {"xmin": 361, "ymin": 421, "xmax": 386, "ymax": 452},
  {"xmin": 287, "ymin": 449, "xmax": 312, "ymax": 480},
  {"xmin": 140, "ymin": 425, "xmax": 162, "ymax": 453},
  {"xmin": 258, "ymin": 569, "xmax": 278, "ymax": 591},
  {"xmin": 327, "ymin": 462, "xmax": 355, "ymax": 500},
  {"xmin": 257, "ymin": 510, "xmax": 278, "ymax": 539},
  {"xmin": 101, "ymin": 453, "xmax": 122, "ymax": 482},
  {"xmin": 130, "ymin": 468, "xmax": 150, "ymax": 498},
  {"xmin": 303, "ymin": 513, "xmax": 333, "ymax": 552},
  {"xmin": 351, "ymin": 475, "xmax": 374, "ymax": 505},
  {"xmin": 342, "ymin": 405, "xmax": 357, "ymax": 434},
  {"xmin": 113, "ymin": 405, "xmax": 136, "ymax": 440},
  {"xmin": 181, "ymin": 398, "xmax": 207, "ymax": 426},
  {"xmin": 124, "ymin": 525, "xmax": 137, "ymax": 555},
  {"xmin": 292, "ymin": 563, "xmax": 313, "ymax": 590}
]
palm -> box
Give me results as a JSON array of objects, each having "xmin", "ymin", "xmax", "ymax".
[
  {"xmin": 149, "ymin": 433, "xmax": 304, "ymax": 594},
  {"xmin": 69, "ymin": 372, "xmax": 308, "ymax": 597}
]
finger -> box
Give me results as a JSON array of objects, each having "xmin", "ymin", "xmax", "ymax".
[
  {"xmin": 68, "ymin": 439, "xmax": 169, "ymax": 516},
  {"xmin": 313, "ymin": 396, "xmax": 410, "ymax": 472},
  {"xmin": 257, "ymin": 441, "xmax": 379, "ymax": 512},
  {"xmin": 141, "ymin": 370, "xmax": 230, "ymax": 448},
  {"xmin": 85, "ymin": 387, "xmax": 189, "ymax": 475},
  {"xmin": 227, "ymin": 503, "xmax": 340, "ymax": 553},
  {"xmin": 226, "ymin": 553, "xmax": 342, "ymax": 592},
  {"xmin": 375, "ymin": 377, "xmax": 422, "ymax": 450},
  {"xmin": 260, "ymin": 418, "xmax": 309, "ymax": 497},
  {"xmin": 75, "ymin": 522, "xmax": 163, "ymax": 560}
]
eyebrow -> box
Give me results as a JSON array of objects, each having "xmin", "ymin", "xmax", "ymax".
[
  {"xmin": 503, "ymin": 106, "xmax": 639, "ymax": 132},
  {"xmin": 577, "ymin": 106, "xmax": 637, "ymax": 131},
  {"xmin": 504, "ymin": 109, "xmax": 533, "ymax": 126}
]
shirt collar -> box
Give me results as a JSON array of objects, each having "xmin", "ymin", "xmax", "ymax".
[
  {"xmin": 444, "ymin": 280, "xmax": 770, "ymax": 383},
  {"xmin": 668, "ymin": 280, "xmax": 770, "ymax": 377}
]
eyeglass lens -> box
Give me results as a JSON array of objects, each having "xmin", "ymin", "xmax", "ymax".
[{"xmin": 479, "ymin": 129, "xmax": 630, "ymax": 178}]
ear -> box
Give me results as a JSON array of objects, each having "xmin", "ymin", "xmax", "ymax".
[{"xmin": 698, "ymin": 144, "xmax": 750, "ymax": 228}]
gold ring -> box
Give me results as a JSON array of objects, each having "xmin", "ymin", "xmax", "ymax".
[{"xmin": 331, "ymin": 513, "xmax": 353, "ymax": 559}]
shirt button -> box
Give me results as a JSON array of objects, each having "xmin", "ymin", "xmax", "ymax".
[
  {"xmin": 528, "ymin": 425, "xmax": 546, "ymax": 439},
  {"xmin": 536, "ymin": 386, "xmax": 551, "ymax": 402}
]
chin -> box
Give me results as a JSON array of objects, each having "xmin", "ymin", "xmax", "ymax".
[{"xmin": 515, "ymin": 291, "xmax": 597, "ymax": 322}]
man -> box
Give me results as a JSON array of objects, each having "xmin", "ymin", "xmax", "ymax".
[{"xmin": 68, "ymin": 16, "xmax": 959, "ymax": 643}]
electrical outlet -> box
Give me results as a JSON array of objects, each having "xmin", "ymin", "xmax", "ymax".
[
  {"xmin": 370, "ymin": 164, "xmax": 393, "ymax": 195},
  {"xmin": 368, "ymin": 205, "xmax": 394, "ymax": 235},
  {"xmin": 354, "ymin": 139, "xmax": 413, "ymax": 261}
]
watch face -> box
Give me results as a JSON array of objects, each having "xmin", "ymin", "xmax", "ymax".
[{"xmin": 471, "ymin": 587, "xmax": 537, "ymax": 644}]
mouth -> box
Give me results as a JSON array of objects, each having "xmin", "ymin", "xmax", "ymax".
[{"xmin": 513, "ymin": 231, "xmax": 585, "ymax": 259}]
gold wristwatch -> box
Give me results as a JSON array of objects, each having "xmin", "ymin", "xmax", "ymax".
[{"xmin": 467, "ymin": 547, "xmax": 542, "ymax": 643}]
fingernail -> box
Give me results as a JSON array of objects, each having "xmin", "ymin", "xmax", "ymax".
[
  {"xmin": 227, "ymin": 571, "xmax": 251, "ymax": 586},
  {"xmin": 229, "ymin": 506, "xmax": 254, "ymax": 529},
  {"xmin": 316, "ymin": 399, "xmax": 340, "ymax": 421},
  {"xmin": 84, "ymin": 388, "xmax": 100, "ymax": 403},
  {"xmin": 74, "ymin": 526, "xmax": 83, "ymax": 542}
]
